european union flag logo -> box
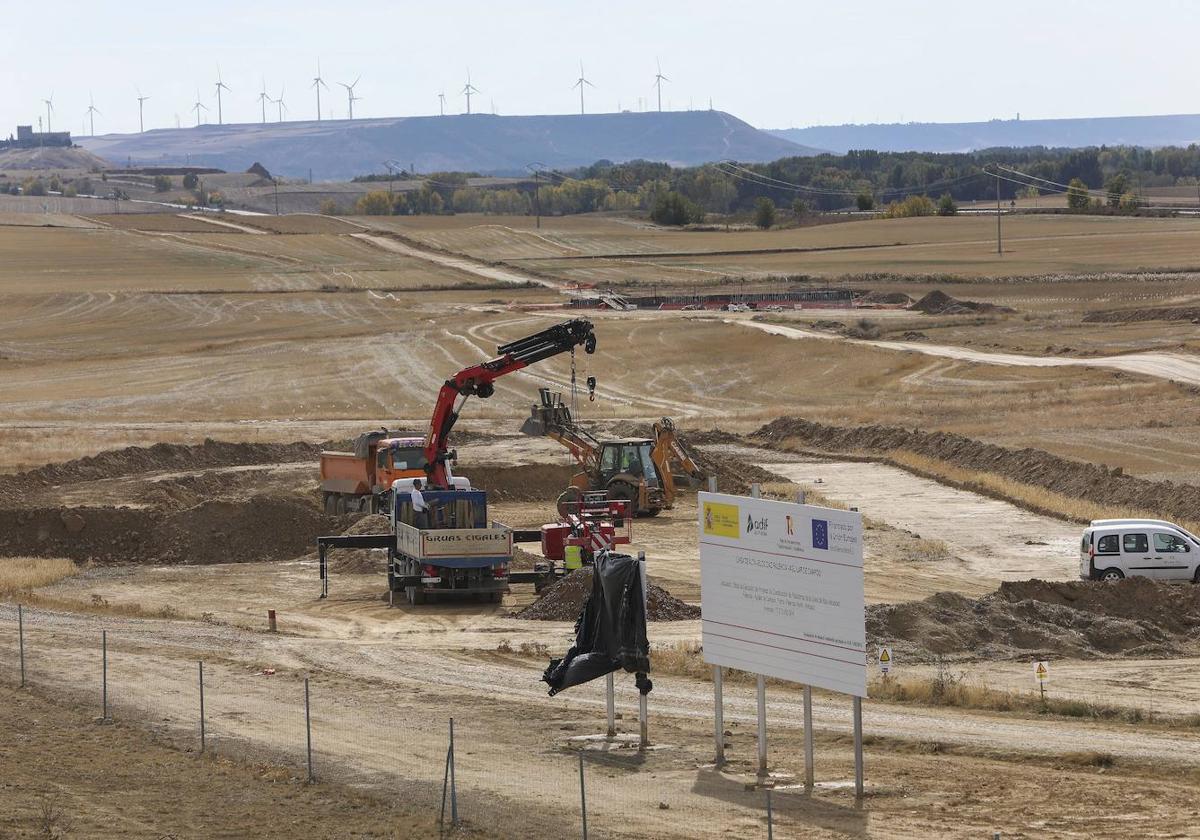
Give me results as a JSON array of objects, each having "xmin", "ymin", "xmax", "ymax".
[{"xmin": 811, "ymin": 519, "xmax": 829, "ymax": 550}]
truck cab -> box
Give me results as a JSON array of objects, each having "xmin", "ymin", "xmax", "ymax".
[{"xmin": 320, "ymin": 431, "xmax": 428, "ymax": 514}]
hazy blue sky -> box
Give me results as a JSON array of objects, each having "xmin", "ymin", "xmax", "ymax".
[{"xmin": 4, "ymin": 0, "xmax": 1199, "ymax": 136}]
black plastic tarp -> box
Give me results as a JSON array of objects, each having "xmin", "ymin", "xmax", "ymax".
[{"xmin": 542, "ymin": 551, "xmax": 652, "ymax": 696}]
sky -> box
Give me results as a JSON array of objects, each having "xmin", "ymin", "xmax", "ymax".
[{"xmin": 4, "ymin": 0, "xmax": 1200, "ymax": 137}]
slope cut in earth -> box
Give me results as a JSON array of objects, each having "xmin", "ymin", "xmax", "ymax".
[
  {"xmin": 352, "ymin": 232, "xmax": 561, "ymax": 288},
  {"xmin": 735, "ymin": 317, "xmax": 1200, "ymax": 386}
]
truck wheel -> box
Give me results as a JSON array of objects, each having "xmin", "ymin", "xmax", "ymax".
[
  {"xmin": 1100, "ymin": 567, "xmax": 1124, "ymax": 582},
  {"xmin": 323, "ymin": 493, "xmax": 336, "ymax": 515},
  {"xmin": 557, "ymin": 486, "xmax": 583, "ymax": 518},
  {"xmin": 406, "ymin": 586, "xmax": 426, "ymax": 606},
  {"xmin": 606, "ymin": 481, "xmax": 638, "ymax": 516}
]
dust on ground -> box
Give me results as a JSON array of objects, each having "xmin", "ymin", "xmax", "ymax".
[
  {"xmin": 515, "ymin": 566, "xmax": 701, "ymax": 621},
  {"xmin": 869, "ymin": 578, "xmax": 1200, "ymax": 662}
]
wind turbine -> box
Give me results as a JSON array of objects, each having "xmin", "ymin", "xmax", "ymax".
[
  {"xmin": 192, "ymin": 90, "xmax": 208, "ymax": 126},
  {"xmin": 214, "ymin": 65, "xmax": 231, "ymax": 124},
  {"xmin": 653, "ymin": 59, "xmax": 669, "ymax": 112},
  {"xmin": 438, "ymin": 91, "xmax": 446, "ymax": 116},
  {"xmin": 84, "ymin": 94, "xmax": 101, "ymax": 136},
  {"xmin": 339, "ymin": 76, "xmax": 361, "ymax": 119},
  {"xmin": 136, "ymin": 88, "xmax": 150, "ymax": 133},
  {"xmin": 572, "ymin": 61, "xmax": 594, "ymax": 115},
  {"xmin": 257, "ymin": 78, "xmax": 270, "ymax": 124},
  {"xmin": 461, "ymin": 69, "xmax": 480, "ymax": 115},
  {"xmin": 41, "ymin": 94, "xmax": 54, "ymax": 132},
  {"xmin": 312, "ymin": 60, "xmax": 329, "ymax": 121},
  {"xmin": 272, "ymin": 86, "xmax": 288, "ymax": 123}
]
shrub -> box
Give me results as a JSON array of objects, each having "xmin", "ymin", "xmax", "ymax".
[
  {"xmin": 791, "ymin": 198, "xmax": 810, "ymax": 217},
  {"xmin": 23, "ymin": 178, "xmax": 47, "ymax": 196},
  {"xmin": 318, "ymin": 198, "xmax": 342, "ymax": 215},
  {"xmin": 937, "ymin": 193, "xmax": 958, "ymax": 216},
  {"xmin": 856, "ymin": 192, "xmax": 874, "ymax": 211},
  {"xmin": 883, "ymin": 194, "xmax": 936, "ymax": 218},
  {"xmin": 356, "ymin": 190, "xmax": 394, "ymax": 215},
  {"xmin": 153, "ymin": 174, "xmax": 172, "ymax": 192},
  {"xmin": 753, "ymin": 197, "xmax": 776, "ymax": 229},
  {"xmin": 182, "ymin": 172, "xmax": 199, "ymax": 189},
  {"xmin": 649, "ymin": 191, "xmax": 704, "ymax": 226},
  {"xmin": 1066, "ymin": 178, "xmax": 1089, "ymax": 211}
]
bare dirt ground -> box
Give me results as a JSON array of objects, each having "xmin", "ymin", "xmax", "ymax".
[
  {"xmin": 6, "ymin": 209, "xmax": 1200, "ymax": 836},
  {"xmin": 0, "ymin": 684, "xmax": 462, "ymax": 839}
]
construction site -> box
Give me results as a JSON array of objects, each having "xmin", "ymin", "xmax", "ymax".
[{"xmin": 2, "ymin": 193, "xmax": 1200, "ymax": 840}]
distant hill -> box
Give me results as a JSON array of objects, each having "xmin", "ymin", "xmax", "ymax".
[
  {"xmin": 769, "ymin": 113, "xmax": 1200, "ymax": 154},
  {"xmin": 0, "ymin": 146, "xmax": 112, "ymax": 171},
  {"xmin": 78, "ymin": 111, "xmax": 820, "ymax": 181}
]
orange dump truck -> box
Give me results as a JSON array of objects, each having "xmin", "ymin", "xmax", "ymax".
[{"xmin": 319, "ymin": 430, "xmax": 428, "ymax": 514}]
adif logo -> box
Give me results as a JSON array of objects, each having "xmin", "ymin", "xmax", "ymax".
[{"xmin": 745, "ymin": 514, "xmax": 769, "ymax": 535}]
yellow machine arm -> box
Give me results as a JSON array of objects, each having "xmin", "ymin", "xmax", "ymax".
[{"xmin": 651, "ymin": 417, "xmax": 706, "ymax": 505}]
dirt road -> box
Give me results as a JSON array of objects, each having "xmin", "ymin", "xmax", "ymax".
[
  {"xmin": 5, "ymin": 603, "xmax": 1200, "ymax": 840},
  {"xmin": 757, "ymin": 452, "xmax": 1079, "ymax": 588},
  {"xmin": 736, "ymin": 317, "xmax": 1200, "ymax": 386},
  {"xmin": 352, "ymin": 232, "xmax": 562, "ymax": 288}
]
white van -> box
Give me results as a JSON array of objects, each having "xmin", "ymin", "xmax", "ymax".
[{"xmin": 1080, "ymin": 519, "xmax": 1200, "ymax": 582}]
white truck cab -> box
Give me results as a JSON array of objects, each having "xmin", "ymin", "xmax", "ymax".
[{"xmin": 1080, "ymin": 519, "xmax": 1200, "ymax": 582}]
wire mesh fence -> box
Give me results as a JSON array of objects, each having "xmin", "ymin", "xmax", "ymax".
[{"xmin": 0, "ymin": 602, "xmax": 823, "ymax": 839}]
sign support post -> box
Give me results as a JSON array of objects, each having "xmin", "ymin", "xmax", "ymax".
[
  {"xmin": 713, "ymin": 665, "xmax": 725, "ymax": 766},
  {"xmin": 803, "ymin": 685, "xmax": 814, "ymax": 790},
  {"xmin": 756, "ymin": 674, "xmax": 768, "ymax": 779},
  {"xmin": 605, "ymin": 673, "xmax": 616, "ymax": 737},
  {"xmin": 637, "ymin": 551, "xmax": 649, "ymax": 751},
  {"xmin": 853, "ymin": 696, "xmax": 864, "ymax": 798}
]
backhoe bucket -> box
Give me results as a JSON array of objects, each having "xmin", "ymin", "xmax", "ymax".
[{"xmin": 520, "ymin": 409, "xmax": 549, "ymax": 437}]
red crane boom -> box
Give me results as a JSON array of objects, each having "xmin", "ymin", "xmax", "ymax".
[{"xmin": 423, "ymin": 318, "xmax": 597, "ymax": 487}]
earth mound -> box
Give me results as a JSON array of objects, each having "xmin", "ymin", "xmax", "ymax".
[
  {"xmin": 1082, "ymin": 306, "xmax": 1200, "ymax": 324},
  {"xmin": 868, "ymin": 578, "xmax": 1200, "ymax": 662},
  {"xmin": 515, "ymin": 567, "xmax": 701, "ymax": 622},
  {"xmin": 326, "ymin": 514, "xmax": 391, "ymax": 572},
  {"xmin": 911, "ymin": 290, "xmax": 1014, "ymax": 315}
]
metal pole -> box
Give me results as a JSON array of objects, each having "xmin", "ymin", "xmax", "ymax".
[
  {"xmin": 534, "ymin": 170, "xmax": 541, "ymax": 229},
  {"xmin": 578, "ymin": 751, "xmax": 589, "ymax": 840},
  {"xmin": 853, "ymin": 696, "xmax": 864, "ymax": 798},
  {"xmin": 605, "ymin": 672, "xmax": 615, "ymax": 737},
  {"xmin": 304, "ymin": 677, "xmax": 314, "ymax": 782},
  {"xmin": 766, "ymin": 788, "xmax": 774, "ymax": 840},
  {"xmin": 750, "ymin": 483, "xmax": 761, "ymax": 499},
  {"xmin": 756, "ymin": 674, "xmax": 767, "ymax": 779},
  {"xmin": 17, "ymin": 604, "xmax": 25, "ymax": 689},
  {"xmin": 706, "ymin": 476, "xmax": 717, "ymax": 493},
  {"xmin": 995, "ymin": 168, "xmax": 1003, "ymax": 255},
  {"xmin": 796, "ymin": 490, "xmax": 806, "ymax": 505},
  {"xmin": 637, "ymin": 551, "xmax": 649, "ymax": 751},
  {"xmin": 102, "ymin": 630, "xmax": 108, "ymax": 721},
  {"xmin": 713, "ymin": 665, "xmax": 724, "ymax": 766},
  {"xmin": 198, "ymin": 661, "xmax": 206, "ymax": 753},
  {"xmin": 803, "ymin": 685, "xmax": 814, "ymax": 791},
  {"xmin": 449, "ymin": 717, "xmax": 459, "ymax": 825}
]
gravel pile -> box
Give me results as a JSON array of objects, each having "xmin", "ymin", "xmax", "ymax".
[{"xmin": 514, "ymin": 568, "xmax": 701, "ymax": 622}]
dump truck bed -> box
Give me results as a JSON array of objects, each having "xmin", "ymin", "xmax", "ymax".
[{"xmin": 319, "ymin": 451, "xmax": 372, "ymax": 495}]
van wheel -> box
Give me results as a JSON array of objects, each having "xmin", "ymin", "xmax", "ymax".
[
  {"xmin": 1100, "ymin": 568, "xmax": 1125, "ymax": 582},
  {"xmin": 1193, "ymin": 567, "xmax": 1200, "ymax": 585}
]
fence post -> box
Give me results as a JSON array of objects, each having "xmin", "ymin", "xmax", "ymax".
[
  {"xmin": 579, "ymin": 751, "xmax": 589, "ymax": 840},
  {"xmin": 198, "ymin": 661, "xmax": 206, "ymax": 753},
  {"xmin": 605, "ymin": 672, "xmax": 615, "ymax": 737},
  {"xmin": 18, "ymin": 604, "xmax": 25, "ymax": 689},
  {"xmin": 449, "ymin": 718, "xmax": 459, "ymax": 825},
  {"xmin": 304, "ymin": 677, "xmax": 314, "ymax": 783},
  {"xmin": 101, "ymin": 629, "xmax": 109, "ymax": 722}
]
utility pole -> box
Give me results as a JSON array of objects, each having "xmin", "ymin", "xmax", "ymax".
[
  {"xmin": 273, "ymin": 178, "xmax": 279, "ymax": 215},
  {"xmin": 995, "ymin": 167, "xmax": 1003, "ymax": 255},
  {"xmin": 534, "ymin": 169, "xmax": 541, "ymax": 229}
]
